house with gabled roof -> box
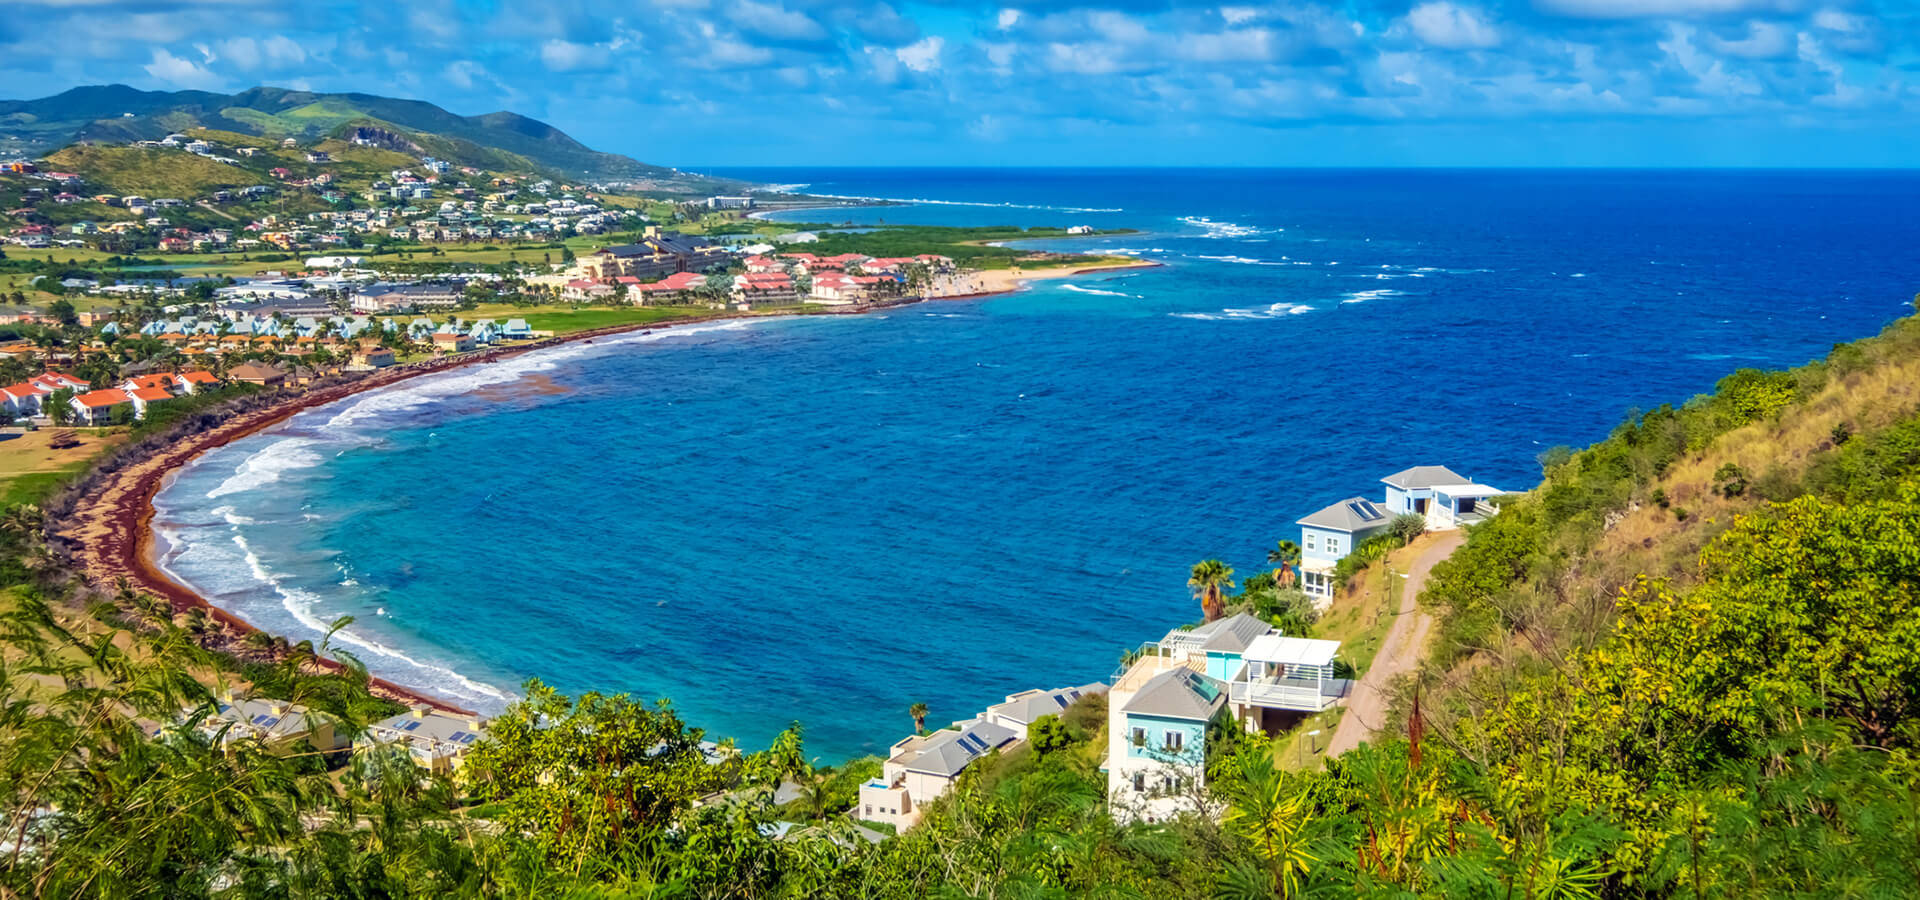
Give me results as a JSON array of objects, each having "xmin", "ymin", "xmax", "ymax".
[
  {"xmin": 1295, "ymin": 496, "xmax": 1392, "ymax": 601},
  {"xmin": 859, "ymin": 719, "xmax": 1018, "ymax": 831},
  {"xmin": 974, "ymin": 682, "xmax": 1108, "ymax": 740},
  {"xmin": 1106, "ymin": 666, "xmax": 1227, "ymax": 824},
  {"xmin": 194, "ymin": 696, "xmax": 349, "ymax": 755},
  {"xmin": 357, "ymin": 706, "xmax": 487, "ymax": 776},
  {"xmin": 69, "ymin": 389, "xmax": 133, "ymax": 425}
]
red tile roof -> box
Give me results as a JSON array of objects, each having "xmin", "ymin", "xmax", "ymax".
[
  {"xmin": 130, "ymin": 387, "xmax": 172, "ymax": 402},
  {"xmin": 73, "ymin": 389, "xmax": 130, "ymax": 408}
]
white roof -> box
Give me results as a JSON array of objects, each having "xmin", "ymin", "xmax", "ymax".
[
  {"xmin": 1430, "ymin": 483, "xmax": 1505, "ymax": 497},
  {"xmin": 1244, "ymin": 634, "xmax": 1340, "ymax": 667}
]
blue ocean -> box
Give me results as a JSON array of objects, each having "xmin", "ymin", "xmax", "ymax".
[{"xmin": 152, "ymin": 169, "xmax": 1920, "ymax": 760}]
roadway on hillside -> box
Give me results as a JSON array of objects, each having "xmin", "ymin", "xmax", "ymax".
[{"xmin": 1324, "ymin": 530, "xmax": 1466, "ymax": 758}]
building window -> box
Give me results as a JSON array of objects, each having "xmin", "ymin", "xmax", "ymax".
[
  {"xmin": 1164, "ymin": 731, "xmax": 1184, "ymax": 751},
  {"xmin": 1326, "ymin": 537, "xmax": 1342, "ymax": 555},
  {"xmin": 1132, "ymin": 727, "xmax": 1147, "ymax": 746},
  {"xmin": 1304, "ymin": 533, "xmax": 1317, "ymax": 552}
]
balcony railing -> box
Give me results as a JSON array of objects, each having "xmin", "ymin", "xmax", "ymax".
[{"xmin": 1228, "ymin": 677, "xmax": 1333, "ymax": 712}]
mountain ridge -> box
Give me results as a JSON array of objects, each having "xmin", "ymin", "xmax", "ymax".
[{"xmin": 0, "ymin": 84, "xmax": 705, "ymax": 187}]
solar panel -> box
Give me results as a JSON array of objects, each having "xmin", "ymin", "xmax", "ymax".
[
  {"xmin": 448, "ymin": 731, "xmax": 469, "ymax": 743},
  {"xmin": 1052, "ymin": 695, "xmax": 1070, "ymax": 708},
  {"xmin": 401, "ymin": 720, "xmax": 421, "ymax": 732},
  {"xmin": 252, "ymin": 714, "xmax": 281, "ymax": 727},
  {"xmin": 1349, "ymin": 500, "xmax": 1384, "ymax": 521}
]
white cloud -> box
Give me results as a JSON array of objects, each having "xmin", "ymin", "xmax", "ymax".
[
  {"xmin": 1220, "ymin": 7, "xmax": 1260, "ymax": 26},
  {"xmin": 540, "ymin": 39, "xmax": 611, "ymax": 71},
  {"xmin": 443, "ymin": 59, "xmax": 482, "ymax": 89},
  {"xmin": 996, "ymin": 8, "xmax": 1020, "ymax": 30},
  {"xmin": 1181, "ymin": 28, "xmax": 1274, "ymax": 63},
  {"xmin": 895, "ymin": 36, "xmax": 943, "ymax": 72},
  {"xmin": 1705, "ymin": 20, "xmax": 1791, "ymax": 59},
  {"xmin": 1537, "ymin": 0, "xmax": 1795, "ymax": 18},
  {"xmin": 216, "ymin": 35, "xmax": 308, "ymax": 70},
  {"xmin": 1406, "ymin": 3, "xmax": 1499, "ymax": 50},
  {"xmin": 730, "ymin": 0, "xmax": 827, "ymax": 41},
  {"xmin": 142, "ymin": 47, "xmax": 223, "ymax": 89}
]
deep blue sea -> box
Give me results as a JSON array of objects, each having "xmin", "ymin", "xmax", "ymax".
[{"xmin": 152, "ymin": 169, "xmax": 1920, "ymax": 759}]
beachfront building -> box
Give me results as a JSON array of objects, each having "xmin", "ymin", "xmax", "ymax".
[
  {"xmin": 858, "ymin": 720, "xmax": 1018, "ymax": 831},
  {"xmin": 358, "ymin": 706, "xmax": 487, "ymax": 776},
  {"xmin": 196, "ymin": 696, "xmax": 350, "ymax": 756},
  {"xmin": 1105, "ymin": 666, "xmax": 1226, "ymax": 824},
  {"xmin": 69, "ymin": 389, "xmax": 132, "ymax": 425}
]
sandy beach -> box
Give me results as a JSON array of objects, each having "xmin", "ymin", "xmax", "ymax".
[{"xmin": 51, "ymin": 261, "xmax": 1155, "ymax": 714}]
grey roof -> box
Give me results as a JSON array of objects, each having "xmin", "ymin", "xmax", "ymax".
[
  {"xmin": 986, "ymin": 683, "xmax": 1109, "ymax": 725},
  {"xmin": 1297, "ymin": 496, "xmax": 1392, "ymax": 533},
  {"xmin": 1184, "ymin": 612, "xmax": 1271, "ymax": 653},
  {"xmin": 1381, "ymin": 465, "xmax": 1468, "ymax": 490},
  {"xmin": 365, "ymin": 707, "xmax": 486, "ymax": 754},
  {"xmin": 204, "ymin": 698, "xmax": 320, "ymax": 742},
  {"xmin": 1121, "ymin": 668, "xmax": 1227, "ymax": 722},
  {"xmin": 894, "ymin": 720, "xmax": 1017, "ymax": 777}
]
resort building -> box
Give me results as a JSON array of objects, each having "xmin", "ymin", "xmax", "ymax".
[
  {"xmin": 197, "ymin": 696, "xmax": 349, "ymax": 756},
  {"xmin": 69, "ymin": 389, "xmax": 132, "ymax": 425},
  {"xmin": 1295, "ymin": 497, "xmax": 1392, "ymax": 602},
  {"xmin": 1381, "ymin": 465, "xmax": 1508, "ymax": 531},
  {"xmin": 859, "ymin": 720, "xmax": 1018, "ymax": 831},
  {"xmin": 971, "ymin": 683, "xmax": 1108, "ymax": 740},
  {"xmin": 358, "ymin": 706, "xmax": 487, "ymax": 777},
  {"xmin": 1294, "ymin": 465, "xmax": 1511, "ymax": 602},
  {"xmin": 1105, "ymin": 666, "xmax": 1226, "ymax": 824},
  {"xmin": 579, "ymin": 228, "xmax": 731, "ymax": 282},
  {"xmin": 1105, "ymin": 613, "xmax": 1349, "ymax": 820}
]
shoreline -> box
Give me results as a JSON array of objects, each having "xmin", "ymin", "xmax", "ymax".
[{"xmin": 56, "ymin": 258, "xmax": 1159, "ymax": 716}]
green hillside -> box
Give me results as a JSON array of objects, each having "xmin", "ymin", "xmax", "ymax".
[{"xmin": 0, "ymin": 84, "xmax": 735, "ymax": 191}]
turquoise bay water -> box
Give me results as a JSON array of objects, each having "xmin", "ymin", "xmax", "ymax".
[{"xmin": 153, "ymin": 169, "xmax": 1920, "ymax": 759}]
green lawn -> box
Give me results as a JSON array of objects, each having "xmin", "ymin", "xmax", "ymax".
[{"xmin": 0, "ymin": 462, "xmax": 87, "ymax": 507}]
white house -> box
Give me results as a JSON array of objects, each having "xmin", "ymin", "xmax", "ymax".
[
  {"xmin": 858, "ymin": 720, "xmax": 1018, "ymax": 831},
  {"xmin": 1105, "ymin": 666, "xmax": 1225, "ymax": 824},
  {"xmin": 1381, "ymin": 465, "xmax": 1506, "ymax": 529},
  {"xmin": 973, "ymin": 683, "xmax": 1107, "ymax": 740},
  {"xmin": 357, "ymin": 706, "xmax": 486, "ymax": 776}
]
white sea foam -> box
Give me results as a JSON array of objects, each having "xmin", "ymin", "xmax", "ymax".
[
  {"xmin": 1193, "ymin": 254, "xmax": 1288, "ymax": 266},
  {"xmin": 158, "ymin": 316, "xmax": 766, "ymax": 714},
  {"xmin": 227, "ymin": 530, "xmax": 516, "ymax": 710},
  {"xmin": 793, "ymin": 191, "xmax": 1120, "ymax": 214},
  {"xmin": 206, "ymin": 437, "xmax": 325, "ymax": 499},
  {"xmin": 1343, "ymin": 289, "xmax": 1406, "ymax": 304},
  {"xmin": 1178, "ymin": 216, "xmax": 1274, "ymax": 239},
  {"xmin": 1060, "ymin": 284, "xmax": 1136, "ymax": 298},
  {"xmin": 1171, "ymin": 302, "xmax": 1313, "ymax": 321}
]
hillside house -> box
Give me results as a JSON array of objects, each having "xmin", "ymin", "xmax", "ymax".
[
  {"xmin": 858, "ymin": 720, "xmax": 1018, "ymax": 832},
  {"xmin": 357, "ymin": 707, "xmax": 486, "ymax": 776}
]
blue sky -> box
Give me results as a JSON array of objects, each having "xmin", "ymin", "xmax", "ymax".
[{"xmin": 3, "ymin": 0, "xmax": 1916, "ymax": 167}]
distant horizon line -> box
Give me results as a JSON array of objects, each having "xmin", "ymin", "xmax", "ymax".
[{"xmin": 683, "ymin": 164, "xmax": 1920, "ymax": 172}]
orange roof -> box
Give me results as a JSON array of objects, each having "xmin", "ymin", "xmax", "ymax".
[
  {"xmin": 130, "ymin": 387, "xmax": 172, "ymax": 402},
  {"xmin": 127, "ymin": 374, "xmax": 174, "ymax": 390},
  {"xmin": 73, "ymin": 389, "xmax": 130, "ymax": 408},
  {"xmin": 178, "ymin": 370, "xmax": 218, "ymax": 383}
]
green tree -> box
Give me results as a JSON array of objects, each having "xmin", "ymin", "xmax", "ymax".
[
  {"xmin": 1266, "ymin": 539, "xmax": 1301, "ymax": 590},
  {"xmin": 908, "ymin": 701, "xmax": 928, "ymax": 733},
  {"xmin": 1189, "ymin": 559, "xmax": 1235, "ymax": 622},
  {"xmin": 1388, "ymin": 512, "xmax": 1427, "ymax": 546}
]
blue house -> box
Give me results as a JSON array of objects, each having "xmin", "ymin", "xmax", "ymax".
[
  {"xmin": 501, "ymin": 318, "xmax": 532, "ymax": 340},
  {"xmin": 1154, "ymin": 612, "xmax": 1271, "ymax": 682},
  {"xmin": 1106, "ymin": 667, "xmax": 1226, "ymax": 823},
  {"xmin": 1382, "ymin": 465, "xmax": 1508, "ymax": 530},
  {"xmin": 1295, "ymin": 496, "xmax": 1392, "ymax": 602}
]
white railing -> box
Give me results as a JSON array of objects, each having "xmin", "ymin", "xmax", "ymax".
[{"xmin": 1229, "ymin": 679, "xmax": 1329, "ymax": 712}]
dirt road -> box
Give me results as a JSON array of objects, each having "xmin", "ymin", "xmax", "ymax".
[{"xmin": 1325, "ymin": 530, "xmax": 1465, "ymax": 758}]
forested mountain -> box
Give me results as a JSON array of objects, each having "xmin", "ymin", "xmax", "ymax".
[{"xmin": 0, "ymin": 84, "xmax": 710, "ymax": 185}]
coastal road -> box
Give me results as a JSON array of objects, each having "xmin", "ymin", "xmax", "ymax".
[{"xmin": 1324, "ymin": 530, "xmax": 1465, "ymax": 759}]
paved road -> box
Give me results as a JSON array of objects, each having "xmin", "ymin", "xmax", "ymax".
[{"xmin": 1324, "ymin": 531, "xmax": 1466, "ymax": 758}]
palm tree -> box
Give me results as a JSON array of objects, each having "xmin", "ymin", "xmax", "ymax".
[
  {"xmin": 1267, "ymin": 540, "xmax": 1301, "ymax": 590},
  {"xmin": 1189, "ymin": 559, "xmax": 1235, "ymax": 622},
  {"xmin": 909, "ymin": 702, "xmax": 929, "ymax": 733}
]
